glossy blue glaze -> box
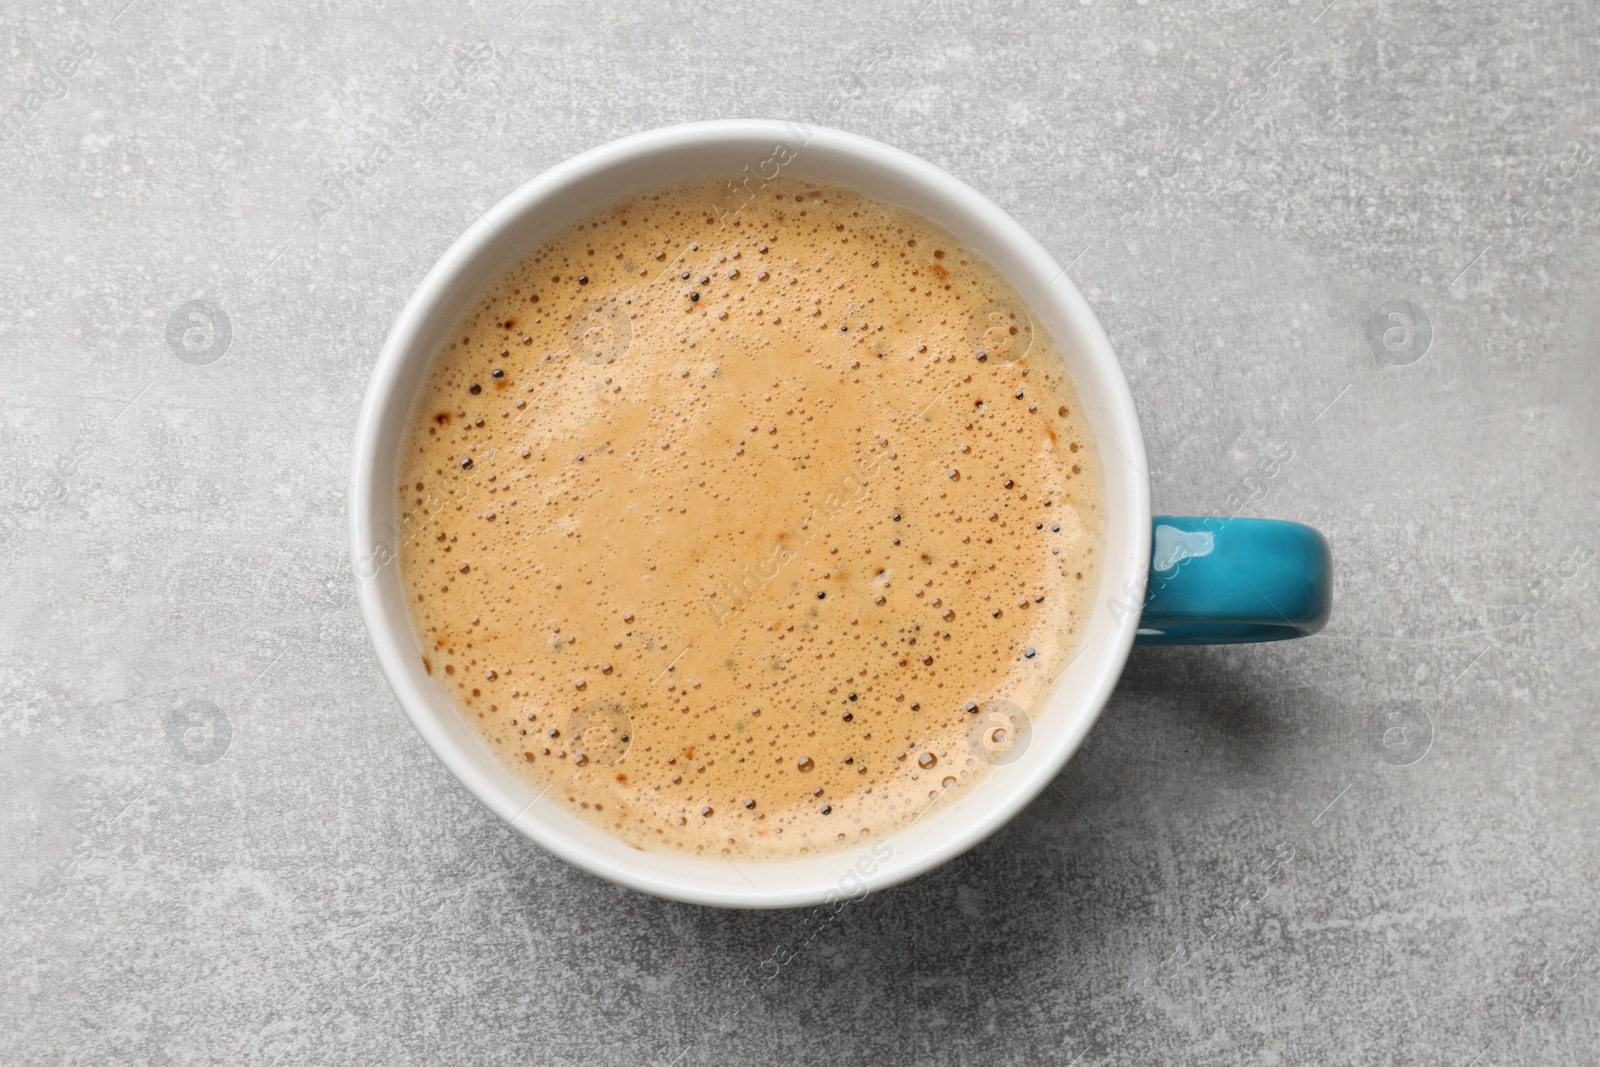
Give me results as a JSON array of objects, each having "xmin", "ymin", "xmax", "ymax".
[{"xmin": 1135, "ymin": 516, "xmax": 1332, "ymax": 645}]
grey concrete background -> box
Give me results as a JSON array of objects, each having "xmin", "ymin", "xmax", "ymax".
[{"xmin": 3, "ymin": 0, "xmax": 1598, "ymax": 1063}]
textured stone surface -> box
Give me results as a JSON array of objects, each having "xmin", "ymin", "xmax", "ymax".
[{"xmin": 3, "ymin": 0, "xmax": 1599, "ymax": 1063}]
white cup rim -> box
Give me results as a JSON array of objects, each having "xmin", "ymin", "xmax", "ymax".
[{"xmin": 351, "ymin": 119, "xmax": 1151, "ymax": 908}]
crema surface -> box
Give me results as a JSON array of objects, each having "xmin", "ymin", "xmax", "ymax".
[{"xmin": 397, "ymin": 178, "xmax": 1105, "ymax": 858}]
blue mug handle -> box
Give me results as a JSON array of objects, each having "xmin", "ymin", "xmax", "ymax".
[{"xmin": 1136, "ymin": 516, "xmax": 1333, "ymax": 645}]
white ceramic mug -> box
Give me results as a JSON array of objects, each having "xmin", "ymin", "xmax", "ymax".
[{"xmin": 352, "ymin": 120, "xmax": 1162, "ymax": 908}]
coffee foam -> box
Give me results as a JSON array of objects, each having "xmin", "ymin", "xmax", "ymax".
[{"xmin": 397, "ymin": 178, "xmax": 1105, "ymax": 859}]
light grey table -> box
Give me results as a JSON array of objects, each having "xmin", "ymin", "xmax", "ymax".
[{"xmin": 4, "ymin": 1, "xmax": 1598, "ymax": 1063}]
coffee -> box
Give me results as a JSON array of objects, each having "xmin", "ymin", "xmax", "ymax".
[{"xmin": 396, "ymin": 177, "xmax": 1104, "ymax": 859}]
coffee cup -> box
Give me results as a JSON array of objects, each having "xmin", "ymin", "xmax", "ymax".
[{"xmin": 350, "ymin": 120, "xmax": 1331, "ymax": 908}]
